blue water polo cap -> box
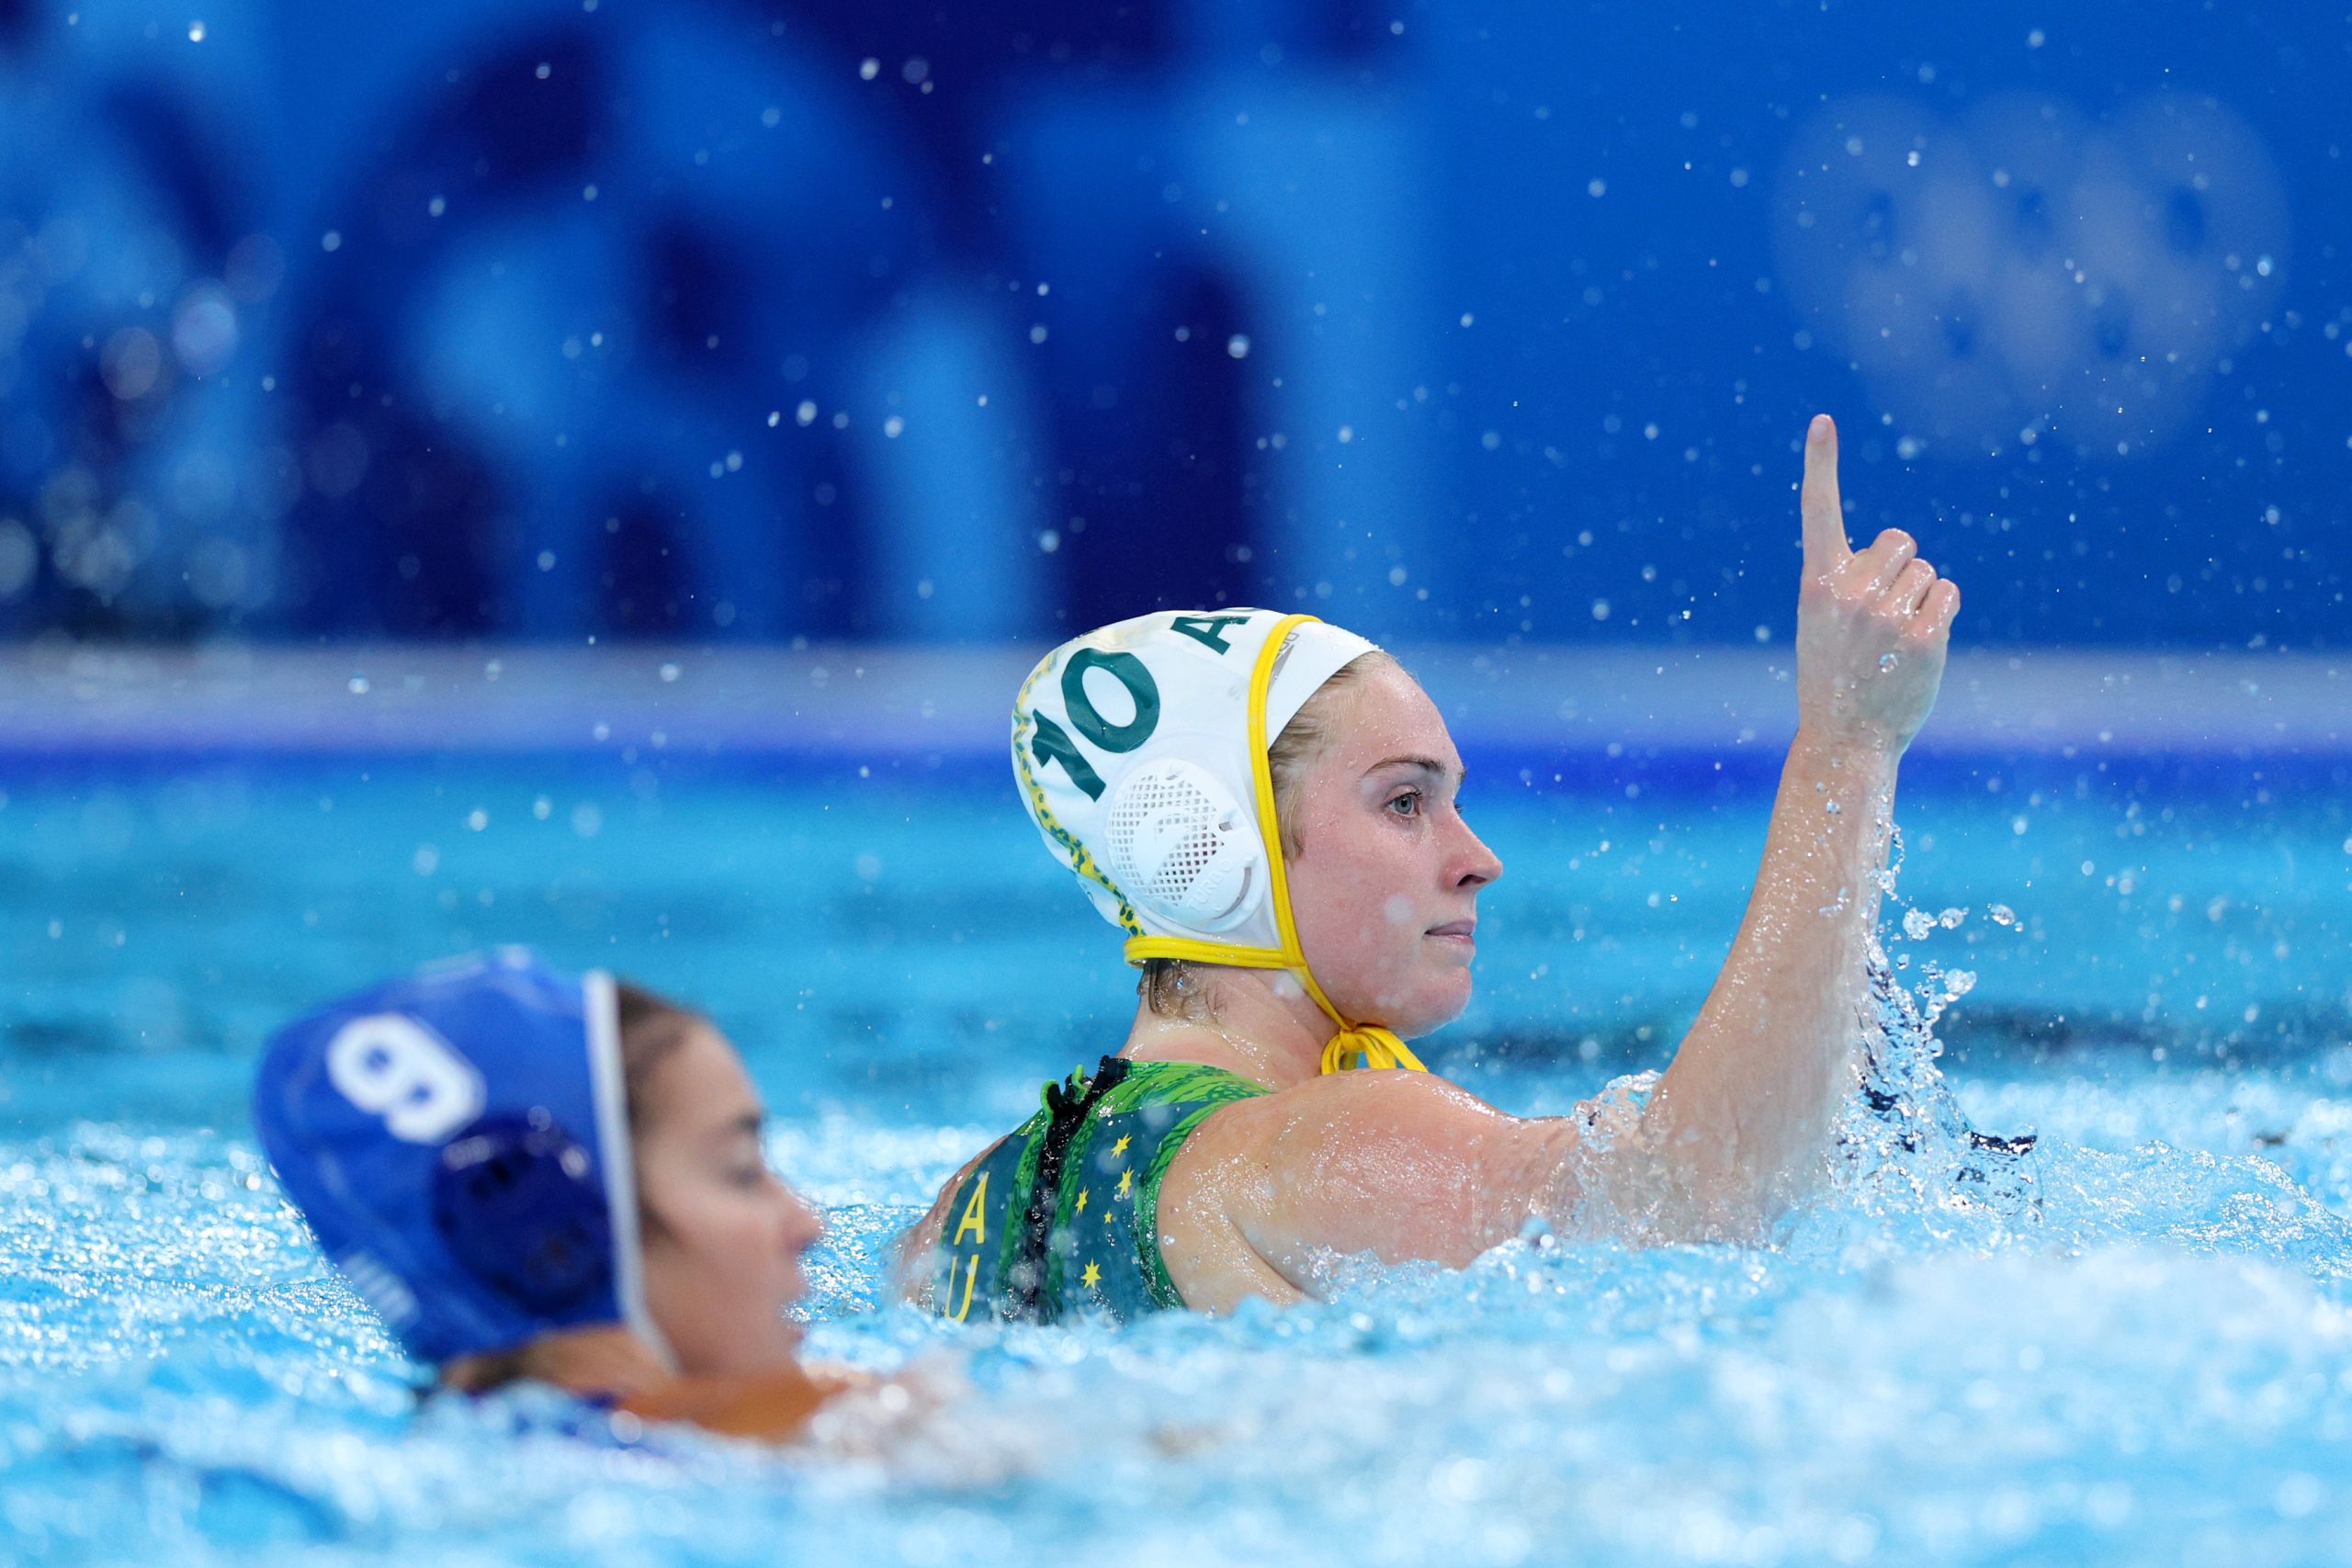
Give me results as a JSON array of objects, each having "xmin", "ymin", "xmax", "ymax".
[{"xmin": 254, "ymin": 948, "xmax": 666, "ymax": 1367}]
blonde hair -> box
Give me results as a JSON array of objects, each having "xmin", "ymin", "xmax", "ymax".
[{"xmin": 1137, "ymin": 649, "xmax": 1396, "ymax": 1021}]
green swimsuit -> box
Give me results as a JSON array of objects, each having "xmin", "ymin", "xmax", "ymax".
[{"xmin": 933, "ymin": 1055, "xmax": 1266, "ymax": 1323}]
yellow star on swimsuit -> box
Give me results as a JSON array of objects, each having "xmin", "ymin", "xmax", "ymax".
[
  {"xmin": 1111, "ymin": 1134, "xmax": 1131, "ymax": 1157},
  {"xmin": 1076, "ymin": 1189, "xmax": 1090, "ymax": 1213},
  {"xmin": 1081, "ymin": 1261, "xmax": 1102, "ymax": 1289},
  {"xmin": 1116, "ymin": 1168, "xmax": 1134, "ymax": 1199}
]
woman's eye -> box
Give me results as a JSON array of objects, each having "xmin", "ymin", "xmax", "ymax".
[{"xmin": 1386, "ymin": 791, "xmax": 1421, "ymax": 818}]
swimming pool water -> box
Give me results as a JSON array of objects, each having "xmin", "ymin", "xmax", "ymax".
[{"xmin": 4, "ymin": 757, "xmax": 2350, "ymax": 1565}]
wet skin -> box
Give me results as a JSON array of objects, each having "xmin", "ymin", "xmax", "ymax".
[
  {"xmin": 634, "ymin": 1023, "xmax": 824, "ymax": 1375},
  {"xmin": 443, "ymin": 1022, "xmax": 848, "ymax": 1438},
  {"xmin": 903, "ymin": 415, "xmax": 1960, "ymax": 1312}
]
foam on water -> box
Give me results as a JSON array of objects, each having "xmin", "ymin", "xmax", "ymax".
[
  {"xmin": 15, "ymin": 994, "xmax": 2352, "ymax": 1568},
  {"xmin": 11, "ymin": 1102, "xmax": 2352, "ymax": 1566},
  {"xmin": 4, "ymin": 766, "xmax": 2350, "ymax": 1563},
  {"xmin": 8, "ymin": 1043, "xmax": 2352, "ymax": 1567}
]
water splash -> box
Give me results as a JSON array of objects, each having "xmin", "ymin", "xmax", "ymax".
[
  {"xmin": 1810, "ymin": 853, "xmax": 2352, "ymax": 1285},
  {"xmin": 1821, "ymin": 930, "xmax": 2041, "ymax": 1248},
  {"xmin": 1799, "ymin": 818, "xmax": 2043, "ymax": 1247}
]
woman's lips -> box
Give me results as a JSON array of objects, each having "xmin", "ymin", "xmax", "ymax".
[{"xmin": 1425, "ymin": 920, "xmax": 1477, "ymax": 942}]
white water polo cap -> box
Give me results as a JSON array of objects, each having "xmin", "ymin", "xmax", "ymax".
[{"xmin": 1011, "ymin": 609, "xmax": 1426, "ymax": 1074}]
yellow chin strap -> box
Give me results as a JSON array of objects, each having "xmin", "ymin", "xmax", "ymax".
[{"xmin": 1122, "ymin": 612, "xmax": 1428, "ymax": 1077}]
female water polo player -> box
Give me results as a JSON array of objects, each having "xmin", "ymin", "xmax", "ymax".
[
  {"xmin": 256, "ymin": 949, "xmax": 862, "ymax": 1440},
  {"xmin": 902, "ymin": 415, "xmax": 1962, "ymax": 1318}
]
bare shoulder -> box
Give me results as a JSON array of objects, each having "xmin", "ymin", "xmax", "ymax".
[
  {"xmin": 1182, "ymin": 1066, "xmax": 1518, "ymax": 1155},
  {"xmin": 891, "ymin": 1137, "xmax": 1005, "ymax": 1304},
  {"xmin": 1177, "ymin": 1068, "xmax": 1540, "ymax": 1215},
  {"xmin": 1155, "ymin": 1070, "xmax": 1557, "ymax": 1310}
]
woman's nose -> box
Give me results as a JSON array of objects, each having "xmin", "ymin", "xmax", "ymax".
[
  {"xmin": 1453, "ymin": 818, "xmax": 1503, "ymax": 888},
  {"xmin": 778, "ymin": 1181, "xmax": 824, "ymax": 1253}
]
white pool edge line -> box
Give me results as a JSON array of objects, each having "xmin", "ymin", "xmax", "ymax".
[{"xmin": 0, "ymin": 644, "xmax": 2342, "ymax": 757}]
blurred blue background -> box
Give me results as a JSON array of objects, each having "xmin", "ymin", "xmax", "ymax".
[{"xmin": 0, "ymin": 0, "xmax": 2342, "ymax": 648}]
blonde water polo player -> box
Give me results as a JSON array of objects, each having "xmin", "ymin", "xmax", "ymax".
[{"xmin": 901, "ymin": 416, "xmax": 1962, "ymax": 1319}]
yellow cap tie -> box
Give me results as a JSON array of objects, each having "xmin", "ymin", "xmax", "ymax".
[
  {"xmin": 1318, "ymin": 1025, "xmax": 1427, "ymax": 1075},
  {"xmin": 1122, "ymin": 613, "xmax": 1427, "ymax": 1077}
]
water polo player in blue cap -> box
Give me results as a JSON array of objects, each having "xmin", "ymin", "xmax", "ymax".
[
  {"xmin": 256, "ymin": 948, "xmax": 854, "ymax": 1438},
  {"xmin": 902, "ymin": 416, "xmax": 1964, "ymax": 1319}
]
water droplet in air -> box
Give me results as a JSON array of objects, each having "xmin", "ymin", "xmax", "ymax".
[
  {"xmin": 1988, "ymin": 904, "xmax": 2018, "ymax": 927},
  {"xmin": 346, "ymin": 675, "xmax": 369, "ymax": 694}
]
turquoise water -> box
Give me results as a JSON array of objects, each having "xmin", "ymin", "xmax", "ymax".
[{"xmin": 4, "ymin": 757, "xmax": 2351, "ymax": 1565}]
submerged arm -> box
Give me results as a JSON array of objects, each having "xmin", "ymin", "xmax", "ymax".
[{"xmin": 1626, "ymin": 414, "xmax": 1957, "ymax": 1240}]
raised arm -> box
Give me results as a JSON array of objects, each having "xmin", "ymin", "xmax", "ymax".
[
  {"xmin": 1625, "ymin": 414, "xmax": 1958, "ymax": 1239},
  {"xmin": 1150, "ymin": 418, "xmax": 1959, "ymax": 1308}
]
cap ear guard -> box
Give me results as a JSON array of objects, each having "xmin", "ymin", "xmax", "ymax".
[
  {"xmin": 433, "ymin": 1111, "xmax": 614, "ymax": 1316},
  {"xmin": 253, "ymin": 950, "xmax": 672, "ymax": 1370},
  {"xmin": 1012, "ymin": 609, "xmax": 1427, "ymax": 1074},
  {"xmin": 1101, "ymin": 758, "xmax": 1265, "ymax": 933}
]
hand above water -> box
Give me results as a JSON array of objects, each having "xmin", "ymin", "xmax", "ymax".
[{"xmin": 1793, "ymin": 414, "xmax": 1959, "ymax": 755}]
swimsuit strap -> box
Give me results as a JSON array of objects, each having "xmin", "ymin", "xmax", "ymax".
[{"xmin": 1008, "ymin": 1056, "xmax": 1133, "ymax": 1320}]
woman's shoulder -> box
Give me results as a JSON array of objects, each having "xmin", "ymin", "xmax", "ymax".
[
  {"xmin": 1171, "ymin": 1066, "xmax": 1515, "ymax": 1161},
  {"xmin": 894, "ymin": 1135, "xmax": 1011, "ymax": 1301},
  {"xmin": 618, "ymin": 1366, "xmax": 854, "ymax": 1442},
  {"xmin": 1101, "ymin": 1054, "xmax": 1271, "ymax": 1108}
]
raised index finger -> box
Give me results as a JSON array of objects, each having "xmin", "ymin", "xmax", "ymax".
[{"xmin": 1800, "ymin": 413, "xmax": 1851, "ymax": 575}]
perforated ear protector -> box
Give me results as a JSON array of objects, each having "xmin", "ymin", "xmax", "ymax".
[
  {"xmin": 1015, "ymin": 606, "xmax": 1430, "ymax": 1072},
  {"xmin": 253, "ymin": 951, "xmax": 673, "ymax": 1369},
  {"xmin": 1012, "ymin": 609, "xmax": 1430, "ymax": 1074},
  {"xmin": 432, "ymin": 1110, "xmax": 615, "ymax": 1315},
  {"xmin": 1101, "ymin": 758, "xmax": 1265, "ymax": 933}
]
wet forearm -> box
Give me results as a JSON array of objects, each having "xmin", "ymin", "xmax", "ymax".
[
  {"xmin": 1568, "ymin": 413, "xmax": 1952, "ymax": 1244},
  {"xmin": 1639, "ymin": 727, "xmax": 1896, "ymax": 1236}
]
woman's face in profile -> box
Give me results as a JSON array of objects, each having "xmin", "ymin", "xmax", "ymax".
[
  {"xmin": 1282, "ymin": 663, "xmax": 1504, "ymax": 1039},
  {"xmin": 632, "ymin": 1023, "xmax": 822, "ymax": 1376}
]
